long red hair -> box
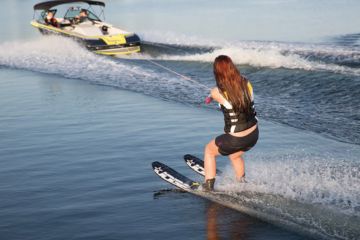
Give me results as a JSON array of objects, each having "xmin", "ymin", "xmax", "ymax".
[{"xmin": 213, "ymin": 55, "xmax": 252, "ymax": 113}]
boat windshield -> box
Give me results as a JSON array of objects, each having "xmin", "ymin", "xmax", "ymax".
[{"xmin": 64, "ymin": 7, "xmax": 101, "ymax": 21}]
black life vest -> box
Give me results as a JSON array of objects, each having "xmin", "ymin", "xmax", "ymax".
[{"xmin": 219, "ymin": 83, "xmax": 257, "ymax": 133}]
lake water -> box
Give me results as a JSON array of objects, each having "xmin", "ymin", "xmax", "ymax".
[{"xmin": 0, "ymin": 0, "xmax": 359, "ymax": 239}]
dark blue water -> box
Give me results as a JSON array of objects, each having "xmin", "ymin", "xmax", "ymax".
[{"xmin": 0, "ymin": 0, "xmax": 360, "ymax": 239}]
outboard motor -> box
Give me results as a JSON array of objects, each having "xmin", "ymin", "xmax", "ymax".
[{"xmin": 101, "ymin": 25, "xmax": 109, "ymax": 35}]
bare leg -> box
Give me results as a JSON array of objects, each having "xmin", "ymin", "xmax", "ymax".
[
  {"xmin": 228, "ymin": 151, "xmax": 245, "ymax": 180},
  {"xmin": 204, "ymin": 139, "xmax": 220, "ymax": 180}
]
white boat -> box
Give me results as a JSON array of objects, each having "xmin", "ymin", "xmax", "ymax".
[{"xmin": 31, "ymin": 0, "xmax": 141, "ymax": 55}]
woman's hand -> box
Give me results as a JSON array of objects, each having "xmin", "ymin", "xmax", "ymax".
[
  {"xmin": 205, "ymin": 94, "xmax": 212, "ymax": 104},
  {"xmin": 205, "ymin": 87, "xmax": 226, "ymax": 105}
]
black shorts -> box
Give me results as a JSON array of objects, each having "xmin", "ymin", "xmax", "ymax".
[{"xmin": 215, "ymin": 127, "xmax": 259, "ymax": 156}]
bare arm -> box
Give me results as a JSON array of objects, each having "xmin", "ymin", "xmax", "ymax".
[{"xmin": 210, "ymin": 87, "xmax": 226, "ymax": 105}]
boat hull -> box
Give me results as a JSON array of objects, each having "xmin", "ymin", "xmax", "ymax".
[{"xmin": 31, "ymin": 21, "xmax": 141, "ymax": 55}]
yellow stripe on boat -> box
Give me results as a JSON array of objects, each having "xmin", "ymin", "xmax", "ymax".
[
  {"xmin": 31, "ymin": 20, "xmax": 87, "ymax": 38},
  {"xmin": 94, "ymin": 46, "xmax": 141, "ymax": 55},
  {"xmin": 100, "ymin": 35, "xmax": 126, "ymax": 45}
]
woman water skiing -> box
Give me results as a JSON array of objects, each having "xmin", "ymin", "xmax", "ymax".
[{"xmin": 201, "ymin": 55, "xmax": 259, "ymax": 191}]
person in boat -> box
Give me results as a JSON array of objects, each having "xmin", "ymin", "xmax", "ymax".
[
  {"xmin": 74, "ymin": 9, "xmax": 89, "ymax": 24},
  {"xmin": 44, "ymin": 11, "xmax": 59, "ymax": 28},
  {"xmin": 201, "ymin": 55, "xmax": 259, "ymax": 191}
]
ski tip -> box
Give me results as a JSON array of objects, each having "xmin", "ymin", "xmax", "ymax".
[
  {"xmin": 184, "ymin": 154, "xmax": 196, "ymax": 161},
  {"xmin": 151, "ymin": 161, "xmax": 163, "ymax": 169}
]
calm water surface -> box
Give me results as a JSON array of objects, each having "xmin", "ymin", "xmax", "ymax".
[
  {"xmin": 0, "ymin": 0, "xmax": 359, "ymax": 239},
  {"xmin": 0, "ymin": 69, "xmax": 309, "ymax": 240}
]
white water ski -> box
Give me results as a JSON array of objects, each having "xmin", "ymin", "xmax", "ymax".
[
  {"xmin": 183, "ymin": 154, "xmax": 222, "ymax": 176},
  {"xmin": 152, "ymin": 161, "xmax": 200, "ymax": 190},
  {"xmin": 151, "ymin": 161, "xmax": 349, "ymax": 240}
]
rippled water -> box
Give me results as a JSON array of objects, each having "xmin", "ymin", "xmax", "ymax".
[
  {"xmin": 0, "ymin": 69, "xmax": 311, "ymax": 240},
  {"xmin": 1, "ymin": 0, "xmax": 359, "ymax": 239},
  {"xmin": 1, "ymin": 35, "xmax": 359, "ymax": 144}
]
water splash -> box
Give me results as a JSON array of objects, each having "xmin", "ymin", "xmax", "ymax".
[
  {"xmin": 141, "ymin": 31, "xmax": 360, "ymax": 76},
  {"xmin": 1, "ymin": 35, "xmax": 359, "ymax": 146},
  {"xmin": 218, "ymin": 154, "xmax": 360, "ymax": 215},
  {"xmin": 0, "ymin": 36, "xmax": 207, "ymax": 103},
  {"xmin": 211, "ymin": 151, "xmax": 360, "ymax": 239}
]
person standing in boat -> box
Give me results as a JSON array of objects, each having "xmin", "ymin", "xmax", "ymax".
[
  {"xmin": 74, "ymin": 9, "xmax": 89, "ymax": 24},
  {"xmin": 202, "ymin": 55, "xmax": 259, "ymax": 191},
  {"xmin": 44, "ymin": 11, "xmax": 59, "ymax": 28}
]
